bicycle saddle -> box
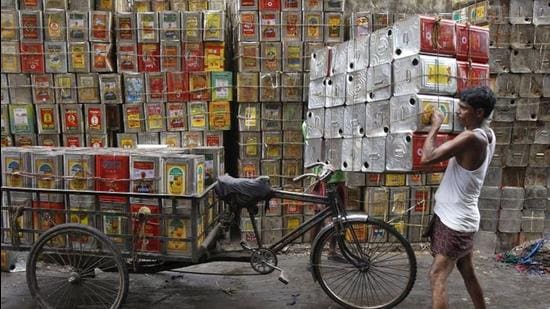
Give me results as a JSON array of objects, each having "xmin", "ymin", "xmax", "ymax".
[{"xmin": 215, "ymin": 174, "xmax": 273, "ymax": 202}]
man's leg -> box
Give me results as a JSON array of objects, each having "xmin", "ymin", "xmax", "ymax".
[
  {"xmin": 429, "ymin": 254, "xmax": 456, "ymax": 309},
  {"xmin": 456, "ymin": 252, "xmax": 486, "ymax": 309}
]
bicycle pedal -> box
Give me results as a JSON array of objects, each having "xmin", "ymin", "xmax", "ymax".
[
  {"xmin": 240, "ymin": 241, "xmax": 253, "ymax": 252},
  {"xmin": 262, "ymin": 262, "xmax": 290, "ymax": 285}
]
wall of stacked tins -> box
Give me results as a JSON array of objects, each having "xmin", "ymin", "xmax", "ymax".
[
  {"xmin": 452, "ymin": 0, "xmax": 550, "ymax": 251},
  {"xmin": 0, "ymin": 0, "xmax": 548, "ymax": 249}
]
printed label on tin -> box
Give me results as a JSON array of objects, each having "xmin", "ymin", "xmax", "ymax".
[
  {"xmin": 118, "ymin": 16, "xmax": 134, "ymax": 41},
  {"xmin": 21, "ymin": 13, "xmax": 40, "ymax": 41},
  {"xmin": 167, "ymin": 218, "xmax": 189, "ymax": 251},
  {"xmin": 162, "ymin": 44, "xmax": 180, "ymax": 71},
  {"xmin": 64, "ymin": 108, "xmax": 80, "ymax": 131},
  {"xmin": 427, "ymin": 64, "xmax": 452, "ymax": 86},
  {"xmin": 204, "ymin": 12, "xmax": 223, "ymax": 41},
  {"xmin": 146, "ymin": 104, "xmax": 163, "ymax": 130},
  {"xmin": 167, "ymin": 103, "xmax": 186, "ymax": 130},
  {"xmin": 190, "ymin": 103, "xmax": 207, "ymax": 129},
  {"xmin": 39, "ymin": 107, "xmax": 56, "ymax": 131},
  {"xmin": 184, "ymin": 14, "xmax": 201, "ymax": 40},
  {"xmin": 5, "ymin": 157, "xmax": 23, "ymax": 187},
  {"xmin": 20, "ymin": 43, "xmax": 45, "ymax": 73},
  {"xmin": 78, "ymin": 76, "xmax": 99, "ymax": 102},
  {"xmin": 88, "ymin": 135, "xmax": 105, "ymax": 147},
  {"xmin": 11, "ymin": 106, "xmax": 32, "ymax": 132},
  {"xmin": 196, "ymin": 162, "xmax": 205, "ymax": 193},
  {"xmin": 1, "ymin": 12, "xmax": 18, "ymax": 40},
  {"xmin": 87, "ymin": 107, "xmax": 103, "ymax": 131},
  {"xmin": 166, "ymin": 163, "xmax": 187, "ymax": 195},
  {"xmin": 132, "ymin": 161, "xmax": 155, "ymax": 193},
  {"xmin": 126, "ymin": 106, "xmax": 142, "ymax": 129},
  {"xmin": 68, "ymin": 159, "xmax": 89, "ymax": 190},
  {"xmin": 124, "ymin": 75, "xmax": 144, "ymax": 103},
  {"xmin": 33, "ymin": 75, "xmax": 54, "ymax": 103},
  {"xmin": 46, "ymin": 12, "xmax": 64, "ymax": 40},
  {"xmin": 91, "ymin": 13, "xmax": 109, "ymax": 41},
  {"xmin": 209, "ymin": 101, "xmax": 230, "ymax": 130},
  {"xmin": 35, "ymin": 159, "xmax": 57, "ymax": 189},
  {"xmin": 70, "ymin": 44, "xmax": 87, "ymax": 71}
]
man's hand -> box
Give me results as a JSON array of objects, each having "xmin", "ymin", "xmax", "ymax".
[{"xmin": 430, "ymin": 110, "xmax": 445, "ymax": 131}]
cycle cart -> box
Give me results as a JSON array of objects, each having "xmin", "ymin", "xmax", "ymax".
[{"xmin": 1, "ymin": 162, "xmax": 417, "ymax": 309}]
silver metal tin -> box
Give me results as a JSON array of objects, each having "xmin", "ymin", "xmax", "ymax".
[
  {"xmin": 350, "ymin": 12, "xmax": 372, "ymax": 39},
  {"xmin": 84, "ymin": 104, "xmax": 106, "ymax": 134},
  {"xmin": 534, "ymin": 0, "xmax": 550, "ymax": 25},
  {"xmin": 90, "ymin": 42, "xmax": 114, "ymax": 73},
  {"xmin": 493, "ymin": 98, "xmax": 516, "ymax": 122},
  {"xmin": 68, "ymin": 42, "xmax": 90, "ymax": 73},
  {"xmin": 19, "ymin": 10, "xmax": 43, "ymax": 43},
  {"xmin": 281, "ymin": 11, "xmax": 302, "ymax": 42},
  {"xmin": 60, "ymin": 104, "xmax": 83, "ymax": 133},
  {"xmin": 345, "ymin": 70, "xmax": 367, "ymax": 104},
  {"xmin": 31, "ymin": 150, "xmax": 63, "ymax": 202},
  {"xmin": 263, "ymin": 131, "xmax": 282, "ymax": 160},
  {"xmin": 159, "ymin": 11, "xmax": 181, "ymax": 41},
  {"xmin": 8, "ymin": 74, "xmax": 32, "ymax": 104},
  {"xmin": 99, "ymin": 74, "xmax": 122, "ymax": 104},
  {"xmin": 13, "ymin": 134, "xmax": 36, "ymax": 146},
  {"xmin": 493, "ymin": 73, "xmax": 520, "ymax": 98},
  {"xmin": 510, "ymin": 24, "xmax": 535, "ymax": 49},
  {"xmin": 144, "ymin": 102, "xmax": 166, "ymax": 132},
  {"xmin": 525, "ymin": 166, "xmax": 548, "ymax": 187},
  {"xmin": 123, "ymin": 73, "xmax": 145, "ymax": 104},
  {"xmin": 307, "ymin": 77, "xmax": 325, "ymax": 109},
  {"xmin": 54, "ymin": 73, "xmax": 77, "ymax": 104},
  {"xmin": 117, "ymin": 42, "xmax": 138, "ymax": 73},
  {"xmin": 123, "ymin": 104, "xmax": 144, "ymax": 133},
  {"xmin": 305, "ymin": 108, "xmax": 324, "ymax": 139},
  {"xmin": 259, "ymin": 10, "xmax": 281, "ymax": 42},
  {"xmin": 44, "ymin": 0, "xmax": 67, "ymax": 9},
  {"xmin": 324, "ymin": 138, "xmax": 342, "ymax": 168},
  {"xmin": 393, "ymin": 54, "xmax": 457, "ymax": 96},
  {"xmin": 283, "ymin": 41, "xmax": 303, "ymax": 72},
  {"xmin": 479, "ymin": 187, "xmax": 501, "ymax": 210},
  {"xmin": 340, "ymin": 137, "xmax": 354, "ymax": 171},
  {"xmin": 534, "ymin": 121, "xmax": 550, "ymax": 144},
  {"xmin": 365, "ymin": 100, "xmax": 390, "ymax": 137},
  {"xmin": 544, "ymin": 76, "xmax": 550, "ymax": 97},
  {"xmin": 505, "ymin": 144, "xmax": 529, "ymax": 167},
  {"xmin": 512, "ymin": 121, "xmax": 537, "ymax": 144},
  {"xmin": 160, "ymin": 132, "xmax": 181, "ymax": 148},
  {"xmin": 324, "ymin": 12, "xmax": 344, "ymax": 43},
  {"xmin": 36, "ymin": 104, "xmax": 60, "ymax": 134},
  {"xmin": 509, "ymin": 0, "xmax": 533, "ymax": 24},
  {"xmin": 137, "ymin": 12, "xmax": 159, "ymax": 43},
  {"xmin": 324, "ymin": 106, "xmax": 344, "ymax": 139},
  {"xmin": 528, "ymin": 144, "xmax": 549, "ymax": 167},
  {"xmin": 145, "ymin": 72, "xmax": 166, "ymax": 103},
  {"xmin": 260, "ymin": 42, "xmax": 282, "ymax": 72},
  {"xmin": 304, "ymin": 138, "xmax": 324, "ymax": 167},
  {"xmin": 309, "ymin": 46, "xmax": 329, "ymax": 80},
  {"xmin": 31, "ymin": 74, "xmax": 55, "ymax": 104},
  {"xmin": 236, "ymin": 10, "xmax": 258, "ymax": 42},
  {"xmin": 203, "ymin": 10, "xmax": 224, "ymax": 41},
  {"xmin": 44, "ymin": 41, "xmax": 67, "ymax": 73},
  {"xmin": 498, "ymin": 209, "xmax": 522, "ymax": 233},
  {"xmin": 117, "ymin": 133, "xmax": 138, "ymax": 149},
  {"xmin": 501, "ymin": 187, "xmax": 524, "ymax": 210},
  {"xmin": 236, "ymin": 72, "xmax": 259, "ymax": 103},
  {"xmin": 70, "ymin": 0, "xmax": 92, "ymax": 10},
  {"xmin": 323, "ymin": 0, "xmax": 344, "ymax": 11},
  {"xmin": 325, "ymin": 74, "xmax": 345, "ymax": 107},
  {"xmin": 261, "ymin": 102, "xmax": 282, "ymax": 131},
  {"xmin": 1, "ymin": 41, "xmax": 20, "ymax": 73},
  {"xmin": 281, "ymin": 73, "xmax": 302, "ymax": 102},
  {"xmin": 492, "ymin": 122, "xmax": 512, "ymax": 145},
  {"xmin": 534, "ymin": 25, "xmax": 550, "ymax": 48},
  {"xmin": 67, "ymin": 11, "xmax": 88, "ymax": 42},
  {"xmin": 510, "ymin": 48, "xmax": 534, "ymax": 73},
  {"xmin": 532, "ymin": 47, "xmax": 550, "ymax": 73},
  {"xmin": 369, "ymin": 27, "xmax": 393, "ymax": 66},
  {"xmin": 330, "ymin": 41, "xmax": 349, "ymax": 76},
  {"xmin": 366, "ymin": 63, "xmax": 392, "ymax": 102},
  {"xmin": 489, "ymin": 48, "xmax": 510, "ymax": 73},
  {"xmin": 516, "ymin": 98, "xmax": 540, "ymax": 121},
  {"xmin": 238, "ymin": 42, "xmax": 260, "ymax": 72},
  {"xmin": 361, "ymin": 135, "xmax": 386, "ymax": 173},
  {"xmin": 44, "ymin": 9, "xmax": 66, "ymax": 41},
  {"xmin": 347, "ymin": 36, "xmax": 369, "ymax": 72},
  {"xmin": 259, "ymin": 75, "xmax": 279, "ymax": 103},
  {"xmin": 238, "ymin": 102, "xmax": 261, "ymax": 131},
  {"xmin": 303, "ymin": 11, "xmax": 323, "ymax": 42},
  {"xmin": 0, "ymin": 11, "xmax": 19, "ymax": 41},
  {"xmin": 115, "ymin": 13, "xmax": 136, "ymax": 43},
  {"xmin": 303, "ymin": 72, "xmax": 309, "ymax": 101},
  {"xmin": 89, "ymin": 11, "xmax": 112, "ymax": 42},
  {"xmin": 137, "ymin": 132, "xmax": 160, "ymax": 145},
  {"xmin": 389, "ymin": 94, "xmax": 454, "ymax": 133},
  {"xmin": 303, "ymin": 42, "xmax": 323, "ymax": 72},
  {"xmin": 187, "ymin": 101, "xmax": 208, "ymax": 131},
  {"xmin": 343, "ymin": 103, "xmax": 366, "ymax": 138},
  {"xmin": 386, "ymin": 132, "xmax": 414, "ymax": 172},
  {"xmin": 389, "ymin": 187, "xmax": 410, "ymax": 216},
  {"xmin": 489, "ymin": 23, "xmax": 511, "ymax": 48},
  {"xmin": 166, "ymin": 102, "xmax": 187, "ymax": 132}
]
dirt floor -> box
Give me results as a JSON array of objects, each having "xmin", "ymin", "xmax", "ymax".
[{"xmin": 2, "ymin": 232, "xmax": 549, "ymax": 309}]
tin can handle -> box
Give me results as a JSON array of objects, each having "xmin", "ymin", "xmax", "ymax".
[
  {"xmin": 406, "ymin": 70, "xmax": 411, "ymax": 82},
  {"xmin": 403, "ymin": 32, "xmax": 409, "ymax": 44}
]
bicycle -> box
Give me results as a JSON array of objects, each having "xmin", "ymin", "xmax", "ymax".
[{"xmin": 215, "ymin": 161, "xmax": 417, "ymax": 309}]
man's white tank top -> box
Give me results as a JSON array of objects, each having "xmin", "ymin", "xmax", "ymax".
[{"xmin": 434, "ymin": 128, "xmax": 496, "ymax": 233}]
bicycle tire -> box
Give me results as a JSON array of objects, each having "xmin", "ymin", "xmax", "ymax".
[
  {"xmin": 311, "ymin": 217, "xmax": 417, "ymax": 309},
  {"xmin": 26, "ymin": 223, "xmax": 129, "ymax": 309}
]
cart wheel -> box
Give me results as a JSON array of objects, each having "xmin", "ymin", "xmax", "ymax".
[{"xmin": 26, "ymin": 223, "xmax": 129, "ymax": 309}]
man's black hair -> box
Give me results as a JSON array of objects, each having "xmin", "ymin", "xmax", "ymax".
[{"xmin": 459, "ymin": 86, "xmax": 496, "ymax": 119}]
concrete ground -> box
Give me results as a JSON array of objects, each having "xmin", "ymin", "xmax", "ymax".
[{"xmin": 2, "ymin": 233, "xmax": 549, "ymax": 309}]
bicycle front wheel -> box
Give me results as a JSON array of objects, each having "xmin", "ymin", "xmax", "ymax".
[{"xmin": 312, "ymin": 217, "xmax": 416, "ymax": 309}]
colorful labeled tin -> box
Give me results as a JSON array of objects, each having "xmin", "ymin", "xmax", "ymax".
[
  {"xmin": 160, "ymin": 11, "xmax": 180, "ymax": 41},
  {"xmin": 91, "ymin": 43, "xmax": 114, "ymax": 72},
  {"xmin": 204, "ymin": 42, "xmax": 225, "ymax": 72},
  {"xmin": 20, "ymin": 43, "xmax": 45, "ymax": 74},
  {"xmin": 189, "ymin": 72, "xmax": 210, "ymax": 101},
  {"xmin": 183, "ymin": 42, "xmax": 204, "ymax": 72},
  {"xmin": 19, "ymin": 10, "xmax": 43, "ymax": 43},
  {"xmin": 84, "ymin": 104, "xmax": 106, "ymax": 133},
  {"xmin": 211, "ymin": 71, "xmax": 232, "ymax": 102},
  {"xmin": 68, "ymin": 42, "xmax": 90, "ymax": 72},
  {"xmin": 44, "ymin": 41, "xmax": 67, "ymax": 73},
  {"xmin": 89, "ymin": 11, "xmax": 112, "ymax": 42},
  {"xmin": 115, "ymin": 13, "xmax": 136, "ymax": 42},
  {"xmin": 166, "ymin": 72, "xmax": 189, "ymax": 102},
  {"xmin": 145, "ymin": 102, "xmax": 166, "ymax": 132},
  {"xmin": 77, "ymin": 73, "xmax": 100, "ymax": 103},
  {"xmin": 1, "ymin": 42, "xmax": 21, "ymax": 73},
  {"xmin": 182, "ymin": 12, "xmax": 202, "ymax": 42},
  {"xmin": 9, "ymin": 104, "xmax": 35, "ymax": 134},
  {"xmin": 166, "ymin": 102, "xmax": 187, "ymax": 131},
  {"xmin": 36, "ymin": 104, "xmax": 59, "ymax": 134},
  {"xmin": 31, "ymin": 74, "xmax": 55, "ymax": 104},
  {"xmin": 161, "ymin": 41, "xmax": 182, "ymax": 72},
  {"xmin": 138, "ymin": 43, "xmax": 161, "ymax": 72},
  {"xmin": 123, "ymin": 104, "xmax": 144, "ymax": 132},
  {"xmin": 238, "ymin": 42, "xmax": 260, "ymax": 72},
  {"xmin": 208, "ymin": 101, "xmax": 230, "ymax": 130},
  {"xmin": 60, "ymin": 104, "xmax": 83, "ymax": 133},
  {"xmin": 99, "ymin": 74, "xmax": 122, "ymax": 104},
  {"xmin": 124, "ymin": 73, "xmax": 145, "ymax": 103},
  {"xmin": 203, "ymin": 10, "xmax": 224, "ymax": 41},
  {"xmin": 188, "ymin": 101, "xmax": 208, "ymax": 131},
  {"xmin": 44, "ymin": 10, "xmax": 66, "ymax": 41},
  {"xmin": 117, "ymin": 42, "xmax": 138, "ymax": 73},
  {"xmin": 145, "ymin": 72, "xmax": 166, "ymax": 103}
]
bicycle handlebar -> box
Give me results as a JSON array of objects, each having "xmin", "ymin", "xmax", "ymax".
[{"xmin": 293, "ymin": 162, "xmax": 335, "ymax": 183}]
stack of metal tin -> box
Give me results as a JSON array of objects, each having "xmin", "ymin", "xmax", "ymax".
[
  {"xmin": 0, "ymin": 0, "xmax": 231, "ymax": 150},
  {"xmin": 305, "ymin": 14, "xmax": 493, "ymax": 241},
  {"xmin": 2, "ymin": 145, "xmax": 223, "ymax": 253},
  {"xmin": 231, "ymin": 0, "xmax": 346, "ymax": 244},
  {"xmin": 452, "ymin": 0, "xmax": 550, "ymax": 251}
]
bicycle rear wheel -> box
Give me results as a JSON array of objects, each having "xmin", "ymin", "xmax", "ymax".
[
  {"xmin": 26, "ymin": 223, "xmax": 129, "ymax": 309},
  {"xmin": 312, "ymin": 217, "xmax": 416, "ymax": 309}
]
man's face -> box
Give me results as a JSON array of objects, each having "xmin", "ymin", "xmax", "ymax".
[{"xmin": 456, "ymin": 101, "xmax": 483, "ymax": 126}]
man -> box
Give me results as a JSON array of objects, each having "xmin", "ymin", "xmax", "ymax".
[{"xmin": 420, "ymin": 86, "xmax": 496, "ymax": 309}]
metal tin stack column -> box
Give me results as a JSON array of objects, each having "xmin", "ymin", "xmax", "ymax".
[
  {"xmin": 231, "ymin": 0, "xmax": 346, "ymax": 244},
  {"xmin": 453, "ymin": 0, "xmax": 549, "ymax": 251}
]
